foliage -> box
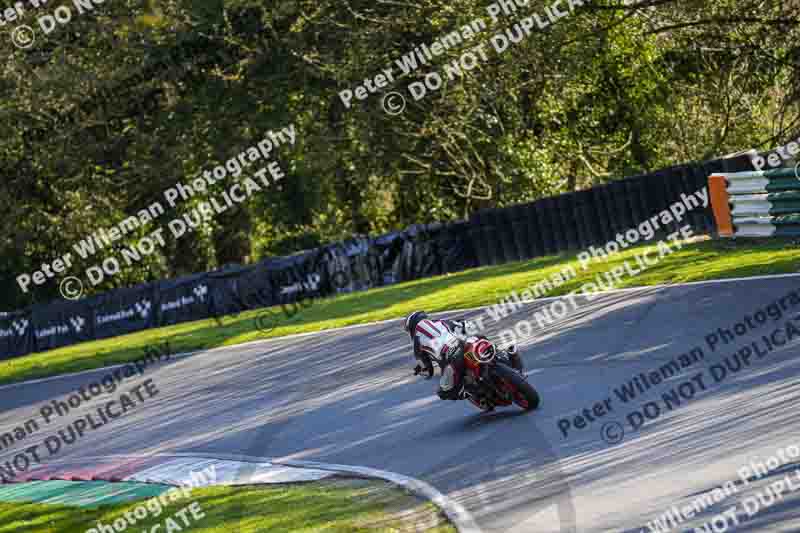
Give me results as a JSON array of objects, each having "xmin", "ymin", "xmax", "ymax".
[{"xmin": 1, "ymin": 0, "xmax": 798, "ymax": 309}]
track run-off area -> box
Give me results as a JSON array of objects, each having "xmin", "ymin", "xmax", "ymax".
[{"xmin": 1, "ymin": 274, "xmax": 800, "ymax": 532}]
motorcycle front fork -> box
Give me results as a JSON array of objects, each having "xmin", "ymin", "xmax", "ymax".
[{"xmin": 465, "ymin": 366, "xmax": 501, "ymax": 409}]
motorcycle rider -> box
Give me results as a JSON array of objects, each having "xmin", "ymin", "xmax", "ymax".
[{"xmin": 404, "ymin": 310, "xmax": 523, "ymax": 401}]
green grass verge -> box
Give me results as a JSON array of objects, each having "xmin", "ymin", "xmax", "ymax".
[
  {"xmin": 3, "ymin": 237, "xmax": 798, "ymax": 386},
  {"xmin": 0, "ymin": 479, "xmax": 456, "ymax": 533}
]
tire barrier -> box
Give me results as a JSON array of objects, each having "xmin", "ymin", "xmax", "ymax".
[
  {"xmin": 3, "ymin": 154, "xmax": 755, "ymax": 359},
  {"xmin": 509, "ymin": 204, "xmax": 532, "ymax": 263},
  {"xmin": 466, "ymin": 154, "xmax": 754, "ymax": 265},
  {"xmin": 558, "ymin": 193, "xmax": 580, "ymax": 250},
  {"xmin": 1, "ymin": 224, "xmax": 478, "ymax": 360},
  {"xmin": 592, "ymin": 185, "xmax": 615, "ymax": 243},
  {"xmin": 709, "ymin": 168, "xmax": 800, "ymax": 237}
]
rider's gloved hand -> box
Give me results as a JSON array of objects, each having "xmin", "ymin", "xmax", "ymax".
[
  {"xmin": 506, "ymin": 345, "xmax": 523, "ymax": 372},
  {"xmin": 414, "ymin": 361, "xmax": 434, "ymax": 379}
]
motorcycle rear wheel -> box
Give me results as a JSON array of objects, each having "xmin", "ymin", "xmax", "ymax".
[{"xmin": 492, "ymin": 364, "xmax": 540, "ymax": 411}]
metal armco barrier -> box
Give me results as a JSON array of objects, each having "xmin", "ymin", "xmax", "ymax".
[{"xmin": 709, "ymin": 168, "xmax": 800, "ymax": 237}]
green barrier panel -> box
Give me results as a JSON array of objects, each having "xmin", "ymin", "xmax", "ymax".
[
  {"xmin": 770, "ymin": 213, "xmax": 800, "ymax": 225},
  {"xmin": 711, "ymin": 167, "xmax": 800, "ymax": 237},
  {"xmin": 730, "ymin": 191, "xmax": 800, "ymax": 217},
  {"xmin": 728, "ymin": 178, "xmax": 800, "ymax": 194},
  {"xmin": 724, "ymin": 168, "xmax": 800, "ymax": 194},
  {"xmin": 0, "ymin": 480, "xmax": 171, "ymax": 508},
  {"xmin": 732, "ymin": 215, "xmax": 800, "ymax": 237}
]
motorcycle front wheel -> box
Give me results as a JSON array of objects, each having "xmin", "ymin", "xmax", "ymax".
[{"xmin": 492, "ymin": 363, "xmax": 540, "ymax": 411}]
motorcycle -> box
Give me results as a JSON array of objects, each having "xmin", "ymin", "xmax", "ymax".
[{"xmin": 418, "ymin": 336, "xmax": 541, "ymax": 412}]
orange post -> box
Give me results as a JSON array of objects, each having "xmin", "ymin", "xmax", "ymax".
[{"xmin": 708, "ymin": 174, "xmax": 734, "ymax": 237}]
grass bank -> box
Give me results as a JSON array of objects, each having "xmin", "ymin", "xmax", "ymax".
[
  {"xmin": 3, "ymin": 237, "xmax": 797, "ymax": 385},
  {"xmin": 0, "ymin": 479, "xmax": 456, "ymax": 532}
]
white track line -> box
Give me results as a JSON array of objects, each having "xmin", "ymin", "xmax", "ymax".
[
  {"xmin": 52, "ymin": 452, "xmax": 483, "ymax": 533},
  {"xmin": 282, "ymin": 458, "xmax": 484, "ymax": 533},
  {"xmin": 3, "ymin": 271, "xmax": 798, "ymax": 391}
]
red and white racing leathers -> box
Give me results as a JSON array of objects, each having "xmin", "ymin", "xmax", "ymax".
[{"xmin": 412, "ymin": 319, "xmax": 469, "ymax": 396}]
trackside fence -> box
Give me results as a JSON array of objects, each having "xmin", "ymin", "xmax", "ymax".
[{"xmin": 1, "ymin": 153, "xmax": 754, "ymax": 360}]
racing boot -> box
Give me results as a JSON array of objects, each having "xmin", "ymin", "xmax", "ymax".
[{"xmin": 437, "ymin": 384, "xmax": 465, "ymax": 401}]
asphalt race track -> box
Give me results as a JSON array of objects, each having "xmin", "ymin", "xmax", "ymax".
[{"xmin": 2, "ymin": 275, "xmax": 800, "ymax": 532}]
